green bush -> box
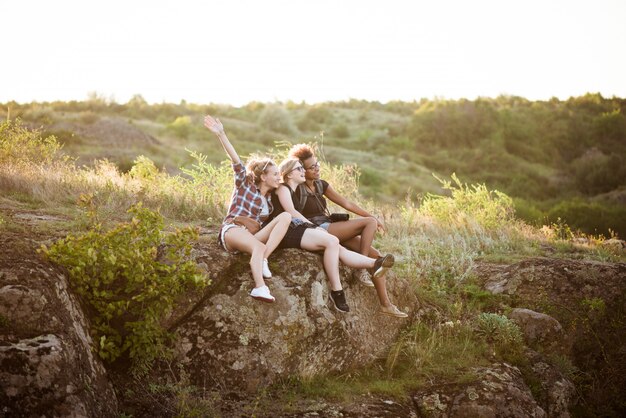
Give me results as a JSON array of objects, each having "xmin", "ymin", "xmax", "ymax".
[
  {"xmin": 42, "ymin": 203, "xmax": 208, "ymax": 370},
  {"xmin": 420, "ymin": 174, "xmax": 515, "ymax": 230},
  {"xmin": 0, "ymin": 119, "xmax": 63, "ymax": 165},
  {"xmin": 258, "ymin": 105, "xmax": 296, "ymax": 135},
  {"xmin": 547, "ymin": 199, "xmax": 626, "ymax": 237},
  {"xmin": 167, "ymin": 116, "xmax": 192, "ymax": 139},
  {"xmin": 475, "ymin": 313, "xmax": 523, "ymax": 356},
  {"xmin": 330, "ymin": 123, "xmax": 349, "ymax": 138}
]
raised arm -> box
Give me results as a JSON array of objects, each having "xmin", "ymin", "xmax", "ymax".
[
  {"xmin": 276, "ymin": 186, "xmax": 309, "ymax": 223},
  {"xmin": 204, "ymin": 115, "xmax": 240, "ymax": 164},
  {"xmin": 324, "ymin": 184, "xmax": 386, "ymax": 232}
]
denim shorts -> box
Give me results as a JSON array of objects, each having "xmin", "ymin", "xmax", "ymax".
[
  {"xmin": 218, "ymin": 223, "xmax": 242, "ymax": 254},
  {"xmin": 318, "ymin": 222, "xmax": 331, "ymax": 230}
]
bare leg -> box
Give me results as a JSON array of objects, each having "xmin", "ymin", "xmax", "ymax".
[
  {"xmin": 327, "ymin": 217, "xmax": 378, "ymax": 255},
  {"xmin": 224, "ymin": 227, "xmax": 267, "ymax": 288},
  {"xmin": 337, "ymin": 246, "xmax": 392, "ymax": 307},
  {"xmin": 255, "ymin": 212, "xmax": 291, "ymax": 258},
  {"xmin": 300, "ymin": 229, "xmax": 343, "ymax": 291},
  {"xmin": 341, "ymin": 236, "xmax": 381, "ymax": 258}
]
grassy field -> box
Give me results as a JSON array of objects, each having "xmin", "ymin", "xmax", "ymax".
[
  {"xmin": 3, "ymin": 94, "xmax": 625, "ymax": 236},
  {"xmin": 2, "ymin": 99, "xmax": 625, "ymax": 415}
]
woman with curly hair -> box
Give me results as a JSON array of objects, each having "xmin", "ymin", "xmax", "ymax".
[{"xmin": 288, "ymin": 143, "xmax": 389, "ymax": 287}]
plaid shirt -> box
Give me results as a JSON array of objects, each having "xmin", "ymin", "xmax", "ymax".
[{"xmin": 222, "ymin": 162, "xmax": 273, "ymax": 226}]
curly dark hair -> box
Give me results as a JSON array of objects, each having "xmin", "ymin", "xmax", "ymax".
[{"xmin": 288, "ymin": 143, "xmax": 315, "ymax": 161}]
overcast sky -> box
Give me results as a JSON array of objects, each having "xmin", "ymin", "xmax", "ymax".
[{"xmin": 2, "ymin": 0, "xmax": 625, "ymax": 105}]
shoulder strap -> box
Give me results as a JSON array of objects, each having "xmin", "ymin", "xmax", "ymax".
[
  {"xmin": 295, "ymin": 184, "xmax": 307, "ymax": 212},
  {"xmin": 314, "ymin": 179, "xmax": 324, "ymax": 196}
]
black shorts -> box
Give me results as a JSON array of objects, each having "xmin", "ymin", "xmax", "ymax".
[{"xmin": 278, "ymin": 223, "xmax": 314, "ymax": 249}]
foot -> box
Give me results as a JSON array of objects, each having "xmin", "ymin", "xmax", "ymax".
[
  {"xmin": 379, "ymin": 304, "xmax": 408, "ymax": 318},
  {"xmin": 368, "ymin": 254, "xmax": 395, "ymax": 279},
  {"xmin": 353, "ymin": 269, "xmax": 374, "ymax": 287},
  {"xmin": 329, "ymin": 289, "xmax": 350, "ymax": 313},
  {"xmin": 262, "ymin": 258, "xmax": 272, "ymax": 279},
  {"xmin": 250, "ymin": 285, "xmax": 275, "ymax": 303}
]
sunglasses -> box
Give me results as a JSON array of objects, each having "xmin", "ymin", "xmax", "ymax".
[{"xmin": 304, "ymin": 161, "xmax": 320, "ymax": 170}]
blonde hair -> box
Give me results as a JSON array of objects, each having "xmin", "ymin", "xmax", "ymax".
[
  {"xmin": 278, "ymin": 158, "xmax": 301, "ymax": 183},
  {"xmin": 246, "ymin": 157, "xmax": 275, "ymax": 185}
]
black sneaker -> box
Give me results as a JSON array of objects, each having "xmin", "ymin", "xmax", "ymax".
[
  {"xmin": 330, "ymin": 290, "xmax": 350, "ymax": 313},
  {"xmin": 368, "ymin": 254, "xmax": 395, "ymax": 279}
]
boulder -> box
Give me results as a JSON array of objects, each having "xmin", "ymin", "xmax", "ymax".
[
  {"xmin": 476, "ymin": 257, "xmax": 626, "ymax": 416},
  {"xmin": 413, "ymin": 363, "xmax": 547, "ymax": 417},
  {"xmin": 0, "ymin": 252, "xmax": 118, "ymax": 417},
  {"xmin": 508, "ymin": 308, "xmax": 564, "ymax": 352},
  {"xmin": 526, "ymin": 351, "xmax": 576, "ymax": 418},
  {"xmin": 170, "ymin": 240, "xmax": 418, "ymax": 392}
]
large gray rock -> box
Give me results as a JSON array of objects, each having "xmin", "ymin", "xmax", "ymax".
[
  {"xmin": 476, "ymin": 257, "xmax": 626, "ymax": 416},
  {"xmin": 0, "ymin": 252, "xmax": 118, "ymax": 417},
  {"xmin": 413, "ymin": 363, "xmax": 547, "ymax": 418},
  {"xmin": 170, "ymin": 240, "xmax": 419, "ymax": 392},
  {"xmin": 508, "ymin": 308, "xmax": 564, "ymax": 352}
]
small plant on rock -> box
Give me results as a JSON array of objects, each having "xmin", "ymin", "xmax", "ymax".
[
  {"xmin": 42, "ymin": 202, "xmax": 208, "ymax": 371},
  {"xmin": 475, "ymin": 313, "xmax": 524, "ymax": 358}
]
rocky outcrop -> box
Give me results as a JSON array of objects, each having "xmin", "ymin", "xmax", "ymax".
[
  {"xmin": 0, "ymin": 238, "xmax": 118, "ymax": 417},
  {"xmin": 413, "ymin": 363, "xmax": 547, "ymax": 418},
  {"xmin": 477, "ymin": 257, "xmax": 626, "ymax": 416},
  {"xmin": 508, "ymin": 308, "xmax": 565, "ymax": 353},
  {"xmin": 169, "ymin": 237, "xmax": 419, "ymax": 392}
]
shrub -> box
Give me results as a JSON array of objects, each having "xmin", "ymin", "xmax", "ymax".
[
  {"xmin": 420, "ymin": 174, "xmax": 515, "ymax": 231},
  {"xmin": 167, "ymin": 116, "xmax": 192, "ymax": 139},
  {"xmin": 258, "ymin": 105, "xmax": 296, "ymax": 135},
  {"xmin": 330, "ymin": 123, "xmax": 349, "ymax": 138},
  {"xmin": 0, "ymin": 119, "xmax": 63, "ymax": 165},
  {"xmin": 475, "ymin": 313, "xmax": 524, "ymax": 355},
  {"xmin": 42, "ymin": 203, "xmax": 208, "ymax": 370},
  {"xmin": 547, "ymin": 199, "xmax": 626, "ymax": 237}
]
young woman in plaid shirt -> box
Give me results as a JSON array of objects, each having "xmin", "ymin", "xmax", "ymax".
[{"xmin": 204, "ymin": 115, "xmax": 291, "ymax": 303}]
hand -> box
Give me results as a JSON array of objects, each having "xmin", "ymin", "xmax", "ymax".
[
  {"xmin": 375, "ymin": 217, "xmax": 386, "ymax": 234},
  {"xmin": 204, "ymin": 115, "xmax": 224, "ymax": 135}
]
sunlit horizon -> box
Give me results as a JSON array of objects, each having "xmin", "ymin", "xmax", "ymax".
[{"xmin": 3, "ymin": 0, "xmax": 625, "ymax": 106}]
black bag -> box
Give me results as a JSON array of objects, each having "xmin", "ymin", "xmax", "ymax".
[{"xmin": 329, "ymin": 213, "xmax": 349, "ymax": 222}]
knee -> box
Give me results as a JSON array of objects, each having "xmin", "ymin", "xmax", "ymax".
[
  {"xmin": 251, "ymin": 241, "xmax": 266, "ymax": 254},
  {"xmin": 277, "ymin": 212, "xmax": 291, "ymax": 224},
  {"xmin": 365, "ymin": 217, "xmax": 377, "ymax": 228},
  {"xmin": 325, "ymin": 234, "xmax": 340, "ymax": 248}
]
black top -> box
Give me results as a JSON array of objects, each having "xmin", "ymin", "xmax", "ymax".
[
  {"xmin": 266, "ymin": 184, "xmax": 296, "ymax": 223},
  {"xmin": 295, "ymin": 180, "xmax": 330, "ymax": 218}
]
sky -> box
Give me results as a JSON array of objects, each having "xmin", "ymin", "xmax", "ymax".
[{"xmin": 2, "ymin": 0, "xmax": 625, "ymax": 106}]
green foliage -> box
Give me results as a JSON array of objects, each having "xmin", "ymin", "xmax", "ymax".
[
  {"xmin": 547, "ymin": 199, "xmax": 626, "ymax": 237},
  {"xmin": 257, "ymin": 105, "xmax": 296, "ymax": 135},
  {"xmin": 420, "ymin": 174, "xmax": 515, "ymax": 230},
  {"xmin": 42, "ymin": 202, "xmax": 208, "ymax": 369},
  {"xmin": 129, "ymin": 155, "xmax": 160, "ymax": 181},
  {"xmin": 475, "ymin": 313, "xmax": 524, "ymax": 356},
  {"xmin": 330, "ymin": 123, "xmax": 349, "ymax": 138},
  {"xmin": 0, "ymin": 119, "xmax": 63, "ymax": 165},
  {"xmin": 166, "ymin": 116, "xmax": 192, "ymax": 139},
  {"xmin": 386, "ymin": 321, "xmax": 488, "ymax": 381}
]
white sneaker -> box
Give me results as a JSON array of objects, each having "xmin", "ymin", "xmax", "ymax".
[
  {"xmin": 262, "ymin": 258, "xmax": 272, "ymax": 279},
  {"xmin": 250, "ymin": 285, "xmax": 275, "ymax": 303}
]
